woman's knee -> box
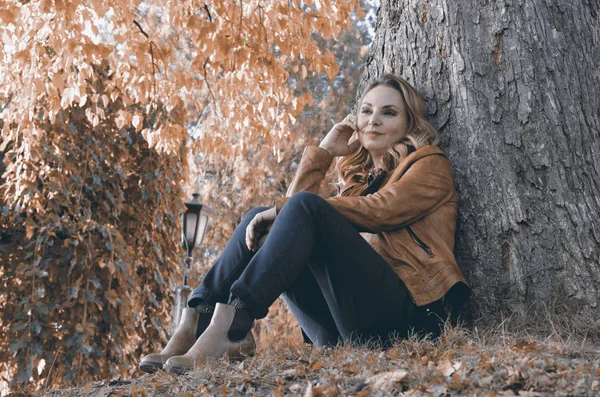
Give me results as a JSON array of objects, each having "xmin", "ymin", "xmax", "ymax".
[
  {"xmin": 286, "ymin": 191, "xmax": 326, "ymax": 210},
  {"xmin": 243, "ymin": 206, "xmax": 271, "ymax": 221}
]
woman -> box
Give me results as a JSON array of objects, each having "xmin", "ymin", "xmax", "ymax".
[{"xmin": 139, "ymin": 74, "xmax": 470, "ymax": 374}]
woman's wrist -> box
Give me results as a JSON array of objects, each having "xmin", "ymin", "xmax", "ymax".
[{"xmin": 318, "ymin": 144, "xmax": 334, "ymax": 156}]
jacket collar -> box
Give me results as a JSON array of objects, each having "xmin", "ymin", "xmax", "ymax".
[
  {"xmin": 354, "ymin": 145, "xmax": 446, "ymax": 196},
  {"xmin": 385, "ymin": 145, "xmax": 447, "ymax": 182}
]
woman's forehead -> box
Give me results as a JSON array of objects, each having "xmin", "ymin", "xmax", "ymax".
[{"xmin": 361, "ymin": 85, "xmax": 404, "ymax": 107}]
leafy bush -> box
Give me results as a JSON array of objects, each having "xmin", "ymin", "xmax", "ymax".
[{"xmin": 0, "ymin": 62, "xmax": 186, "ymax": 388}]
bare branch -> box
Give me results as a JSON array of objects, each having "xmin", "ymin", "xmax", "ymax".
[
  {"xmin": 133, "ymin": 20, "xmax": 149, "ymax": 39},
  {"xmin": 133, "ymin": 20, "xmax": 157, "ymax": 105},
  {"xmin": 204, "ymin": 3, "xmax": 213, "ymax": 22}
]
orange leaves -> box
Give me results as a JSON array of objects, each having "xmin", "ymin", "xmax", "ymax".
[
  {"xmin": 115, "ymin": 110, "xmax": 131, "ymax": 129},
  {"xmin": 366, "ymin": 370, "xmax": 409, "ymax": 393},
  {"xmin": 310, "ymin": 361, "xmax": 324, "ymax": 372},
  {"xmin": 321, "ymin": 22, "xmax": 333, "ymax": 40},
  {"xmin": 25, "ymin": 225, "xmax": 36, "ymax": 240},
  {"xmin": 211, "ymin": 35, "xmax": 231, "ymax": 64},
  {"xmin": 141, "ymin": 128, "xmax": 155, "ymax": 147},
  {"xmin": 132, "ymin": 113, "xmax": 143, "ymax": 132},
  {"xmin": 0, "ymin": 3, "xmax": 18, "ymax": 25},
  {"xmin": 60, "ymin": 88, "xmax": 77, "ymax": 110},
  {"xmin": 153, "ymin": 0, "xmax": 359, "ymax": 156},
  {"xmin": 100, "ymin": 94, "xmax": 109, "ymax": 108},
  {"xmin": 438, "ymin": 358, "xmax": 463, "ymax": 377},
  {"xmin": 85, "ymin": 108, "xmax": 100, "ymax": 127},
  {"xmin": 53, "ymin": 72, "xmax": 65, "ymax": 92}
]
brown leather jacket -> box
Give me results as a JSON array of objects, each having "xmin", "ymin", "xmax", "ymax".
[{"xmin": 275, "ymin": 145, "xmax": 470, "ymax": 306}]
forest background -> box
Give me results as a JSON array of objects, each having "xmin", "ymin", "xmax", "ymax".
[{"xmin": 1, "ymin": 0, "xmax": 599, "ymax": 395}]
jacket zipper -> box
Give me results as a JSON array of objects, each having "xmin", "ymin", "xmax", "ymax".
[{"xmin": 406, "ymin": 226, "xmax": 434, "ymax": 257}]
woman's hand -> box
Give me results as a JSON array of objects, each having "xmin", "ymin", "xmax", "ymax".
[
  {"xmin": 245, "ymin": 207, "xmax": 277, "ymax": 252},
  {"xmin": 319, "ymin": 114, "xmax": 361, "ymax": 157}
]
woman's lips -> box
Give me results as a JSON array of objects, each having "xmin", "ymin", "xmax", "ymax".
[{"xmin": 364, "ymin": 130, "xmax": 384, "ymax": 136}]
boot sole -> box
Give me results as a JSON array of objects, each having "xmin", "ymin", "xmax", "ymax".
[
  {"xmin": 165, "ymin": 364, "xmax": 190, "ymax": 375},
  {"xmin": 139, "ymin": 361, "xmax": 163, "ymax": 374},
  {"xmin": 166, "ymin": 351, "xmax": 255, "ymax": 374}
]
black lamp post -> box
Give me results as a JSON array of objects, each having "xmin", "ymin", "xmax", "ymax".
[
  {"xmin": 172, "ymin": 193, "xmax": 212, "ymax": 333},
  {"xmin": 182, "ymin": 193, "xmax": 211, "ymax": 283}
]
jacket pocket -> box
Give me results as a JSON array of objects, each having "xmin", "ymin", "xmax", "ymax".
[{"xmin": 406, "ymin": 226, "xmax": 434, "ymax": 258}]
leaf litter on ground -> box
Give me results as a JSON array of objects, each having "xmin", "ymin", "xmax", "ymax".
[{"xmin": 39, "ymin": 322, "xmax": 600, "ymax": 396}]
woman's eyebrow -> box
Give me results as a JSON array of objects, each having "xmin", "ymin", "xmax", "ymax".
[{"xmin": 361, "ymin": 102, "xmax": 400, "ymax": 110}]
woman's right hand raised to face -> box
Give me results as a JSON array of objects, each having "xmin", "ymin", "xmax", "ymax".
[{"xmin": 319, "ymin": 114, "xmax": 361, "ymax": 157}]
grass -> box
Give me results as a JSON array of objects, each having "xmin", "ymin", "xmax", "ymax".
[{"xmin": 36, "ymin": 300, "xmax": 600, "ymax": 396}]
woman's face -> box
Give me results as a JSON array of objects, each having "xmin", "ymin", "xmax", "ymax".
[{"xmin": 357, "ymin": 85, "xmax": 408, "ymax": 158}]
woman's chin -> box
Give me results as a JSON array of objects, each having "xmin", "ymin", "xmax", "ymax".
[{"xmin": 361, "ymin": 142, "xmax": 389, "ymax": 155}]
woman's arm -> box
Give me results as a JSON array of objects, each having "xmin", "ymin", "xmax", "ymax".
[
  {"xmin": 281, "ymin": 114, "xmax": 359, "ymax": 198},
  {"xmin": 283, "ymin": 146, "xmax": 335, "ymax": 197},
  {"xmin": 326, "ymin": 153, "xmax": 455, "ymax": 232}
]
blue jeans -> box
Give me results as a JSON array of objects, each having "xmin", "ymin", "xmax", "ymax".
[{"xmin": 189, "ymin": 192, "xmax": 443, "ymax": 347}]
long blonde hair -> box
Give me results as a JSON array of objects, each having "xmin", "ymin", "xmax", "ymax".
[{"xmin": 336, "ymin": 74, "xmax": 439, "ymax": 187}]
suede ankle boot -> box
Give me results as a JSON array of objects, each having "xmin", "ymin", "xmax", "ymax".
[
  {"xmin": 139, "ymin": 307, "xmax": 199, "ymax": 373},
  {"xmin": 139, "ymin": 304, "xmax": 214, "ymax": 373},
  {"xmin": 164, "ymin": 303, "xmax": 256, "ymax": 373}
]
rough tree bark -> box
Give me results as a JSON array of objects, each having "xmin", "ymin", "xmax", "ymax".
[{"xmin": 360, "ymin": 0, "xmax": 600, "ymax": 319}]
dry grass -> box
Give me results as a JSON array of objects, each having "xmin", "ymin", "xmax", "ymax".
[{"xmin": 34, "ymin": 300, "xmax": 600, "ymax": 396}]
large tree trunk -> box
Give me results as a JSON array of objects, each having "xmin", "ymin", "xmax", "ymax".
[{"xmin": 361, "ymin": 0, "xmax": 600, "ymax": 319}]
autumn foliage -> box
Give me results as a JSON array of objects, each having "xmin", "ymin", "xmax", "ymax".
[
  {"xmin": 1, "ymin": 61, "xmax": 187, "ymax": 386},
  {"xmin": 0, "ymin": 0, "xmax": 363, "ymax": 390}
]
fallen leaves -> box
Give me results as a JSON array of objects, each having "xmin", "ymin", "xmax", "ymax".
[
  {"xmin": 517, "ymin": 391, "xmax": 544, "ymax": 397},
  {"xmin": 365, "ymin": 369, "xmax": 408, "ymax": 392},
  {"xmin": 219, "ymin": 384, "xmax": 228, "ymax": 396},
  {"xmin": 303, "ymin": 383, "xmax": 327, "ymax": 397},
  {"xmin": 42, "ymin": 322, "xmax": 600, "ymax": 397},
  {"xmin": 438, "ymin": 358, "xmax": 462, "ymax": 377},
  {"xmin": 310, "ymin": 361, "xmax": 324, "ymax": 372}
]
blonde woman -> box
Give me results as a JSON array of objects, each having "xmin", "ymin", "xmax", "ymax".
[{"xmin": 140, "ymin": 74, "xmax": 470, "ymax": 373}]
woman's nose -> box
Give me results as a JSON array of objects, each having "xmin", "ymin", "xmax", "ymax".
[{"xmin": 369, "ymin": 114, "xmax": 382, "ymax": 125}]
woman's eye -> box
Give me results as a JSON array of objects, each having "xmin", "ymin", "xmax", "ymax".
[
  {"xmin": 361, "ymin": 109, "xmax": 371, "ymax": 114},
  {"xmin": 384, "ymin": 111, "xmax": 396, "ymax": 116}
]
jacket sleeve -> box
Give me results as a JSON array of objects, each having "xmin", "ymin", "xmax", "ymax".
[
  {"xmin": 275, "ymin": 146, "xmax": 334, "ymax": 212},
  {"xmin": 326, "ymin": 154, "xmax": 456, "ymax": 232},
  {"xmin": 278, "ymin": 153, "xmax": 456, "ymax": 233}
]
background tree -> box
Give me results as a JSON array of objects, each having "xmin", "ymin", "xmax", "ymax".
[
  {"xmin": 0, "ymin": 0, "xmax": 362, "ymax": 390},
  {"xmin": 360, "ymin": 0, "xmax": 600, "ymax": 320}
]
